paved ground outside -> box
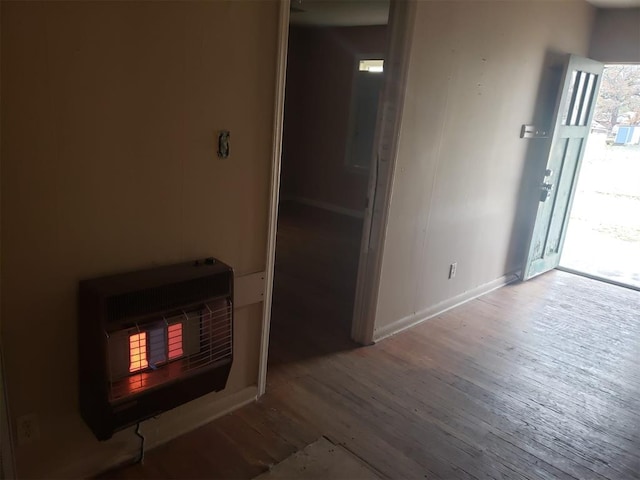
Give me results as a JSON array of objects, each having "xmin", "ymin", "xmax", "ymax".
[{"xmin": 560, "ymin": 132, "xmax": 640, "ymax": 289}]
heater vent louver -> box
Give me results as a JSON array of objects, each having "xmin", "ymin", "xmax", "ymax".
[
  {"xmin": 78, "ymin": 258, "xmax": 234, "ymax": 441},
  {"xmin": 106, "ymin": 275, "xmax": 229, "ymax": 323}
]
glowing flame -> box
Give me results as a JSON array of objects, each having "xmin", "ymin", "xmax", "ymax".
[
  {"xmin": 168, "ymin": 323, "xmax": 184, "ymax": 360},
  {"xmin": 129, "ymin": 332, "xmax": 148, "ymax": 372}
]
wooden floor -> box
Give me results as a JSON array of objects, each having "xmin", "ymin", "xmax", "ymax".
[{"xmin": 105, "ymin": 204, "xmax": 640, "ymax": 480}]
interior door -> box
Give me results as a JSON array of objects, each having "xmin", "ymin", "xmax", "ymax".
[
  {"xmin": 522, "ymin": 55, "xmax": 604, "ymax": 280},
  {"xmin": 346, "ymin": 70, "xmax": 385, "ymax": 172}
]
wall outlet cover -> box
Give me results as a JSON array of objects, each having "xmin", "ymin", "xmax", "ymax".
[{"xmin": 449, "ymin": 263, "xmax": 457, "ymax": 279}]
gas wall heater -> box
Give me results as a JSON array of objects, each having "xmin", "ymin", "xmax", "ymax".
[{"xmin": 78, "ymin": 258, "xmax": 233, "ymax": 441}]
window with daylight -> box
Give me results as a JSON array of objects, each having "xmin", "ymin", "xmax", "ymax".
[{"xmin": 359, "ymin": 59, "xmax": 384, "ymax": 73}]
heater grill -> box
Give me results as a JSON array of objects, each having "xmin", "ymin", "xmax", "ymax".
[
  {"xmin": 79, "ymin": 258, "xmax": 234, "ymax": 440},
  {"xmin": 106, "ymin": 299, "xmax": 233, "ymax": 402}
]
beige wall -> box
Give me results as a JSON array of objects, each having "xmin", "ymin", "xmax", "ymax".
[
  {"xmin": 590, "ymin": 8, "xmax": 640, "ymax": 63},
  {"xmin": 373, "ymin": 0, "xmax": 595, "ymax": 337},
  {"xmin": 1, "ymin": 1, "xmax": 278, "ymax": 477},
  {"xmin": 282, "ymin": 26, "xmax": 387, "ymax": 213}
]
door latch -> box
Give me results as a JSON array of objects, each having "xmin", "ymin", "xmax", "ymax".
[{"xmin": 540, "ymin": 182, "xmax": 553, "ymax": 201}]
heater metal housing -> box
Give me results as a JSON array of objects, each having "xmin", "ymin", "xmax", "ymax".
[{"xmin": 78, "ymin": 258, "xmax": 233, "ymax": 441}]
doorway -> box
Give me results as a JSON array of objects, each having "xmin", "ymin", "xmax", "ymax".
[
  {"xmin": 268, "ymin": 2, "xmax": 390, "ymax": 367},
  {"xmin": 559, "ymin": 64, "xmax": 640, "ymax": 290}
]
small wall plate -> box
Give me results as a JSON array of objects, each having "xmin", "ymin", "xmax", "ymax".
[
  {"xmin": 520, "ymin": 124, "xmax": 548, "ymax": 139},
  {"xmin": 218, "ymin": 131, "xmax": 230, "ymax": 158}
]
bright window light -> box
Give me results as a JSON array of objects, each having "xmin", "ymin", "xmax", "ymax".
[{"xmin": 359, "ymin": 59, "xmax": 384, "ymax": 73}]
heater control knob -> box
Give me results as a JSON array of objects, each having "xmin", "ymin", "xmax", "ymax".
[{"xmin": 205, "ymin": 257, "xmax": 216, "ymax": 265}]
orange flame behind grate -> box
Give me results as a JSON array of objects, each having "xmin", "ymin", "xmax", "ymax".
[
  {"xmin": 168, "ymin": 323, "xmax": 184, "ymax": 360},
  {"xmin": 129, "ymin": 332, "xmax": 148, "ymax": 372}
]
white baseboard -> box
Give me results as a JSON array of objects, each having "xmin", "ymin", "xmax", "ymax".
[
  {"xmin": 50, "ymin": 385, "xmax": 258, "ymax": 479},
  {"xmin": 283, "ymin": 195, "xmax": 365, "ymax": 219},
  {"xmin": 373, "ymin": 272, "xmax": 520, "ymax": 342}
]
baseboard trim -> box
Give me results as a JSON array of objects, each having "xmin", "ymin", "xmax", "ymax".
[
  {"xmin": 283, "ymin": 196, "xmax": 365, "ymax": 219},
  {"xmin": 143, "ymin": 385, "xmax": 258, "ymax": 452},
  {"xmin": 52, "ymin": 385, "xmax": 258, "ymax": 479},
  {"xmin": 373, "ymin": 272, "xmax": 520, "ymax": 343}
]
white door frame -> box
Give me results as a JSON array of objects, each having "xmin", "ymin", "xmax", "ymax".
[
  {"xmin": 351, "ymin": 0, "xmax": 416, "ymax": 344},
  {"xmin": 258, "ymin": 0, "xmax": 290, "ymax": 396},
  {"xmin": 258, "ymin": 0, "xmax": 416, "ymax": 395}
]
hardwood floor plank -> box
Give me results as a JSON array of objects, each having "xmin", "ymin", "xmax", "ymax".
[
  {"xmin": 392, "ymin": 325, "xmax": 639, "ymax": 478},
  {"xmin": 327, "ymin": 342, "xmax": 607, "ymax": 480}
]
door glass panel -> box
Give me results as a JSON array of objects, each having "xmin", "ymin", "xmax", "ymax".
[
  {"xmin": 561, "ymin": 70, "xmax": 578, "ymax": 125},
  {"xmin": 568, "ymin": 71, "xmax": 587, "ymax": 126},
  {"xmin": 577, "ymin": 73, "xmax": 596, "ymax": 126}
]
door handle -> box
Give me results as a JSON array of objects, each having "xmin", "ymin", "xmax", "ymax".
[{"xmin": 540, "ymin": 182, "xmax": 553, "ymax": 201}]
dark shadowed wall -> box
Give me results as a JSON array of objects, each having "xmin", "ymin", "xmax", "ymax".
[{"xmin": 1, "ymin": 1, "xmax": 278, "ymax": 477}]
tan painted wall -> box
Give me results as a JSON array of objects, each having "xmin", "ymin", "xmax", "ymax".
[
  {"xmin": 374, "ymin": 1, "xmax": 595, "ymax": 335},
  {"xmin": 282, "ymin": 26, "xmax": 387, "ymax": 213},
  {"xmin": 590, "ymin": 8, "xmax": 640, "ymax": 63},
  {"xmin": 1, "ymin": 1, "xmax": 278, "ymax": 477}
]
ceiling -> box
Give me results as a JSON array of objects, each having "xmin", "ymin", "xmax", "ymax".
[
  {"xmin": 289, "ymin": 0, "xmax": 639, "ymax": 27},
  {"xmin": 289, "ymin": 0, "xmax": 389, "ymax": 27}
]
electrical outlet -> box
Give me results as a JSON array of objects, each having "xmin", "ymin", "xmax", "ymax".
[
  {"xmin": 449, "ymin": 262, "xmax": 457, "ymax": 279},
  {"xmin": 16, "ymin": 413, "xmax": 40, "ymax": 445}
]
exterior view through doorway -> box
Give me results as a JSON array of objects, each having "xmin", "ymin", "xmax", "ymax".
[{"xmin": 560, "ymin": 64, "xmax": 640, "ymax": 290}]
